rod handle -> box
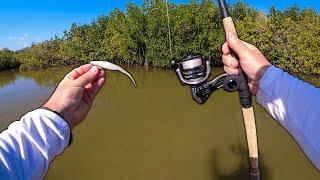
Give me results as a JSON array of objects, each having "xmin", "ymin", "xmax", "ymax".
[
  {"xmin": 242, "ymin": 107, "xmax": 260, "ymax": 180},
  {"xmin": 223, "ymin": 17, "xmax": 238, "ymax": 39}
]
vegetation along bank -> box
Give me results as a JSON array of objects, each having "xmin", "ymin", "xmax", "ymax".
[{"xmin": 1, "ymin": 1, "xmax": 319, "ymax": 77}]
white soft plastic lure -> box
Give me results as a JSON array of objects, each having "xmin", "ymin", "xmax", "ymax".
[{"xmin": 90, "ymin": 61, "xmax": 136, "ymax": 87}]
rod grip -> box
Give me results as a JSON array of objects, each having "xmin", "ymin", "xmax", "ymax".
[
  {"xmin": 242, "ymin": 107, "xmax": 260, "ymax": 180},
  {"xmin": 223, "ymin": 17, "xmax": 238, "ymax": 39}
]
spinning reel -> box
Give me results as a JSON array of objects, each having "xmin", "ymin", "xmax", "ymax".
[{"xmin": 171, "ymin": 54, "xmax": 250, "ymax": 105}]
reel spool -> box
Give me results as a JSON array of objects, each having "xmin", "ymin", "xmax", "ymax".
[{"xmin": 172, "ymin": 55, "xmax": 211, "ymax": 85}]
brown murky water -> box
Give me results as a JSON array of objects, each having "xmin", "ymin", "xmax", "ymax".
[{"xmin": 0, "ymin": 67, "xmax": 319, "ymax": 180}]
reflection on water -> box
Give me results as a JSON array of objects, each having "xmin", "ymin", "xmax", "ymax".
[
  {"xmin": 0, "ymin": 68, "xmax": 71, "ymax": 127},
  {"xmin": 0, "ymin": 67, "xmax": 319, "ymax": 180},
  {"xmin": 0, "ymin": 69, "xmax": 19, "ymax": 88},
  {"xmin": 210, "ymin": 144, "xmax": 269, "ymax": 180}
]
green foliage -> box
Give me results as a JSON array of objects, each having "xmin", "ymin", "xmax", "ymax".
[
  {"xmin": 145, "ymin": 0, "xmax": 174, "ymax": 67},
  {"xmin": 2, "ymin": 1, "xmax": 319, "ymax": 77},
  {"xmin": 0, "ymin": 49, "xmax": 21, "ymax": 70},
  {"xmin": 263, "ymin": 7, "xmax": 320, "ymax": 75}
]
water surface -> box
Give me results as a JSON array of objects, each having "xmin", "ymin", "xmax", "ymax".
[{"xmin": 0, "ymin": 67, "xmax": 319, "ymax": 180}]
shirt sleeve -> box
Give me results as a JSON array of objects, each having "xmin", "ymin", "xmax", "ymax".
[
  {"xmin": 0, "ymin": 109, "xmax": 71, "ymax": 179},
  {"xmin": 257, "ymin": 65, "xmax": 320, "ymax": 170}
]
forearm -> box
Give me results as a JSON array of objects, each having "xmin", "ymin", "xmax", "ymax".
[
  {"xmin": 0, "ymin": 109, "xmax": 71, "ymax": 179},
  {"xmin": 257, "ymin": 65, "xmax": 320, "ymax": 169}
]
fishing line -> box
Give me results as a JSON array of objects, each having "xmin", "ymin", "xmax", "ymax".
[
  {"xmin": 89, "ymin": 0, "xmax": 137, "ymax": 87},
  {"xmin": 91, "ymin": 0, "xmax": 110, "ymax": 61},
  {"xmin": 165, "ymin": 0, "xmax": 173, "ymax": 60}
]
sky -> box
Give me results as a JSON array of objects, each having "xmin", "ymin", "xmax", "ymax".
[{"xmin": 0, "ymin": 0, "xmax": 319, "ymax": 51}]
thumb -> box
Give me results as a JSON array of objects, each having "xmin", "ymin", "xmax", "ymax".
[
  {"xmin": 73, "ymin": 66, "xmax": 99, "ymax": 87},
  {"xmin": 226, "ymin": 32, "xmax": 250, "ymax": 59}
]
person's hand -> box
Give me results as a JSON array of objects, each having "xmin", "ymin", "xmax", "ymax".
[
  {"xmin": 222, "ymin": 33, "xmax": 271, "ymax": 95},
  {"xmin": 43, "ymin": 64, "xmax": 105, "ymax": 128}
]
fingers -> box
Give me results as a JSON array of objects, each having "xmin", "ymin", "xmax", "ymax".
[
  {"xmin": 79, "ymin": 69, "xmax": 105, "ymax": 105},
  {"xmin": 87, "ymin": 75, "xmax": 106, "ymax": 104},
  {"xmin": 85, "ymin": 70, "xmax": 105, "ymax": 89},
  {"xmin": 72, "ymin": 66, "xmax": 100, "ymax": 87},
  {"xmin": 91, "ymin": 77, "xmax": 105, "ymax": 97},
  {"xmin": 65, "ymin": 64, "xmax": 93, "ymax": 80},
  {"xmin": 222, "ymin": 54, "xmax": 239, "ymax": 75},
  {"xmin": 98, "ymin": 70, "xmax": 105, "ymax": 80},
  {"xmin": 224, "ymin": 66, "xmax": 239, "ymax": 75},
  {"xmin": 222, "ymin": 54, "xmax": 239, "ymax": 68},
  {"xmin": 91, "ymin": 70, "xmax": 105, "ymax": 95},
  {"xmin": 226, "ymin": 32, "xmax": 250, "ymax": 59},
  {"xmin": 222, "ymin": 42, "xmax": 231, "ymax": 55}
]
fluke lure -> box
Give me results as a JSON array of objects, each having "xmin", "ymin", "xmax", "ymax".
[{"xmin": 90, "ymin": 61, "xmax": 137, "ymax": 87}]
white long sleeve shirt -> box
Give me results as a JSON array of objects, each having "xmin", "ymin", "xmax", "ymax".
[
  {"xmin": 0, "ymin": 109, "xmax": 70, "ymax": 179},
  {"xmin": 257, "ymin": 65, "xmax": 320, "ymax": 169},
  {"xmin": 0, "ymin": 65, "xmax": 319, "ymax": 179}
]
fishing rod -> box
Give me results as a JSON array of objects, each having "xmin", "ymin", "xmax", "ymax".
[
  {"xmin": 169, "ymin": 0, "xmax": 260, "ymax": 179},
  {"xmin": 217, "ymin": 0, "xmax": 260, "ymax": 179}
]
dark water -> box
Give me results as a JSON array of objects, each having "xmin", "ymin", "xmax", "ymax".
[{"xmin": 0, "ymin": 67, "xmax": 319, "ymax": 180}]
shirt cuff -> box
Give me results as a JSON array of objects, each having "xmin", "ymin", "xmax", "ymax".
[
  {"xmin": 256, "ymin": 65, "xmax": 283, "ymax": 105},
  {"xmin": 35, "ymin": 108, "xmax": 72, "ymax": 146}
]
